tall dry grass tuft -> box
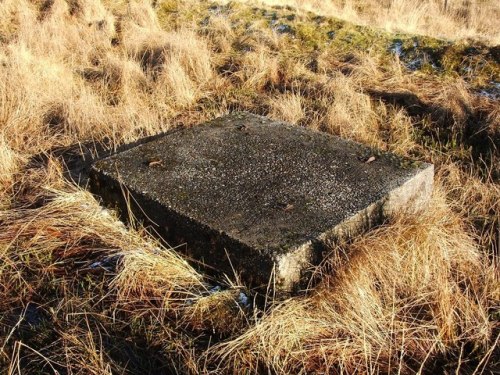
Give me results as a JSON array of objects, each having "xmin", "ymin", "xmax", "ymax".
[
  {"xmin": 203, "ymin": 14, "xmax": 235, "ymax": 54},
  {"xmin": 238, "ymin": 47, "xmax": 280, "ymax": 91},
  {"xmin": 269, "ymin": 92, "xmax": 305, "ymax": 124},
  {"xmin": 439, "ymin": 164, "xmax": 500, "ymax": 262},
  {"xmin": 122, "ymin": 2, "xmax": 214, "ymax": 109},
  {"xmin": 0, "ymin": 136, "xmax": 24, "ymax": 209},
  {"xmin": 153, "ymin": 30, "xmax": 214, "ymax": 108},
  {"xmin": 55, "ymin": 325, "xmax": 117, "ymax": 375},
  {"xmin": 112, "ymin": 248, "xmax": 204, "ymax": 316},
  {"xmin": 324, "ymin": 73, "xmax": 380, "ymax": 146},
  {"xmin": 209, "ymin": 191, "xmax": 499, "ymax": 373}
]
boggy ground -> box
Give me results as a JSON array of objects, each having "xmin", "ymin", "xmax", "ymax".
[{"xmin": 0, "ymin": 0, "xmax": 498, "ymax": 374}]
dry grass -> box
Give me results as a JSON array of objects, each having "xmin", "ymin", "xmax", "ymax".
[
  {"xmin": 438, "ymin": 163, "xmax": 500, "ymax": 260},
  {"xmin": 269, "ymin": 92, "xmax": 305, "ymax": 124},
  {"xmin": 208, "ymin": 191, "xmax": 499, "ymax": 373},
  {"xmin": 0, "ymin": 161, "xmax": 208, "ymax": 373},
  {"xmin": 323, "ymin": 73, "xmax": 380, "ymax": 145},
  {"xmin": 239, "ymin": 0, "xmax": 500, "ymax": 44},
  {"xmin": 0, "ymin": 0, "xmax": 498, "ymax": 373}
]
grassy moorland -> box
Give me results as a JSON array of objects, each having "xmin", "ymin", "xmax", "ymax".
[
  {"xmin": 0, "ymin": 0, "xmax": 498, "ymax": 373},
  {"xmin": 237, "ymin": 0, "xmax": 500, "ymax": 45}
]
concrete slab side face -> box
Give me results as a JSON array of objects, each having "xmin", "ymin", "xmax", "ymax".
[{"xmin": 90, "ymin": 112, "xmax": 433, "ymax": 293}]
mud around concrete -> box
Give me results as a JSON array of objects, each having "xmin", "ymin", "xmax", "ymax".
[{"xmin": 90, "ymin": 112, "xmax": 433, "ymax": 294}]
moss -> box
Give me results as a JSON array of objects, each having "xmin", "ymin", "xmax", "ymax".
[
  {"xmin": 377, "ymin": 34, "xmax": 500, "ymax": 85},
  {"xmin": 294, "ymin": 22, "xmax": 325, "ymax": 49},
  {"xmin": 157, "ymin": 0, "xmax": 211, "ymax": 30},
  {"xmin": 328, "ymin": 24, "xmax": 389, "ymax": 54}
]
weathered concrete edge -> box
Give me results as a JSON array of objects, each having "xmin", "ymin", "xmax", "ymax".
[
  {"xmin": 88, "ymin": 166, "xmax": 279, "ymax": 287},
  {"xmin": 274, "ymin": 164, "xmax": 434, "ymax": 292}
]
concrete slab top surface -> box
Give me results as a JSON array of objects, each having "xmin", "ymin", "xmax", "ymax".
[{"xmin": 91, "ymin": 112, "xmax": 433, "ymax": 291}]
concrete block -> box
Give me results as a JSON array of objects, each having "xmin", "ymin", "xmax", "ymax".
[{"xmin": 90, "ymin": 112, "xmax": 433, "ymax": 293}]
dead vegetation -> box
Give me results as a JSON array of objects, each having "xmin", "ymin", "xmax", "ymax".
[
  {"xmin": 0, "ymin": 0, "xmax": 498, "ymax": 374},
  {"xmin": 209, "ymin": 192, "xmax": 498, "ymax": 374},
  {"xmin": 240, "ymin": 0, "xmax": 500, "ymax": 45}
]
